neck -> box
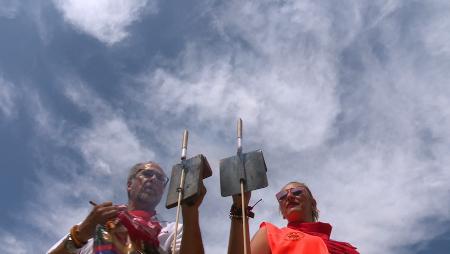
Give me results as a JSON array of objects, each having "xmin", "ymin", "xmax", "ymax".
[
  {"xmin": 128, "ymin": 201, "xmax": 157, "ymax": 212},
  {"xmin": 288, "ymin": 219, "xmax": 314, "ymax": 225},
  {"xmin": 286, "ymin": 213, "xmax": 314, "ymax": 224}
]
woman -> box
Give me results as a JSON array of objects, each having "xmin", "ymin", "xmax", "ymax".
[{"xmin": 228, "ymin": 181, "xmax": 359, "ymax": 254}]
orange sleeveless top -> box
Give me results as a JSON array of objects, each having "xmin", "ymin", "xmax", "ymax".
[{"xmin": 262, "ymin": 222, "xmax": 329, "ymax": 254}]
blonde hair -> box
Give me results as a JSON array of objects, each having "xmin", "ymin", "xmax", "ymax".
[{"xmin": 280, "ymin": 181, "xmax": 319, "ymax": 222}]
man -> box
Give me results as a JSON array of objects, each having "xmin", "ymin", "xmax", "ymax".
[
  {"xmin": 228, "ymin": 181, "xmax": 359, "ymax": 254},
  {"xmin": 48, "ymin": 161, "xmax": 206, "ymax": 254}
]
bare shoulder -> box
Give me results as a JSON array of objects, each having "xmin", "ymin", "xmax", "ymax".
[{"xmin": 251, "ymin": 227, "xmax": 271, "ymax": 254}]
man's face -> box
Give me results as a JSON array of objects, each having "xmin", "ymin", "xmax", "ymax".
[
  {"xmin": 128, "ymin": 164, "xmax": 167, "ymax": 208},
  {"xmin": 277, "ymin": 182, "xmax": 314, "ymax": 223}
]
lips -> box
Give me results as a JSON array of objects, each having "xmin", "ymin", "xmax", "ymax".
[
  {"xmin": 286, "ymin": 201, "xmax": 300, "ymax": 209},
  {"xmin": 142, "ymin": 184, "xmax": 156, "ymax": 194}
]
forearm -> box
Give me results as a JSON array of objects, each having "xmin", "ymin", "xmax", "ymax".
[
  {"xmin": 47, "ymin": 242, "xmax": 70, "ymax": 254},
  {"xmin": 48, "ymin": 225, "xmax": 91, "ymax": 254},
  {"xmin": 228, "ymin": 192, "xmax": 251, "ymax": 254},
  {"xmin": 227, "ymin": 217, "xmax": 250, "ymax": 254},
  {"xmin": 180, "ymin": 207, "xmax": 204, "ymax": 254}
]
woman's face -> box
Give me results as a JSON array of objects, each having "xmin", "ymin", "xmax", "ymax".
[{"xmin": 277, "ymin": 182, "xmax": 314, "ymax": 223}]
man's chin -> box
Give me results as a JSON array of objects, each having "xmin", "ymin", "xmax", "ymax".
[{"xmin": 137, "ymin": 194, "xmax": 160, "ymax": 205}]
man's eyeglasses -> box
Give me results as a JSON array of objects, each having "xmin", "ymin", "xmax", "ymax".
[
  {"xmin": 275, "ymin": 187, "xmax": 303, "ymax": 201},
  {"xmin": 138, "ymin": 170, "xmax": 169, "ymax": 186}
]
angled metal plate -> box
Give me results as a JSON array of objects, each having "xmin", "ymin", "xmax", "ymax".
[
  {"xmin": 166, "ymin": 154, "xmax": 212, "ymax": 209},
  {"xmin": 220, "ymin": 149, "xmax": 268, "ymax": 197}
]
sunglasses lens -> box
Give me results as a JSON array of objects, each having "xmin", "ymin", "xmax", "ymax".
[
  {"xmin": 276, "ymin": 190, "xmax": 288, "ymax": 201},
  {"xmin": 292, "ymin": 188, "xmax": 303, "ymax": 196},
  {"xmin": 276, "ymin": 187, "xmax": 304, "ymax": 201}
]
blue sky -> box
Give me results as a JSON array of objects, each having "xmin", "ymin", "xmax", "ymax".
[{"xmin": 1, "ymin": 0, "xmax": 450, "ymax": 253}]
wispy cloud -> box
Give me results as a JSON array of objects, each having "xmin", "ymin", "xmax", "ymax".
[
  {"xmin": 0, "ymin": 75, "xmax": 17, "ymax": 119},
  {"xmin": 0, "ymin": 0, "xmax": 20, "ymax": 18},
  {"xmin": 420, "ymin": 1, "xmax": 450, "ymax": 57},
  {"xmin": 132, "ymin": 1, "xmax": 450, "ymax": 253},
  {"xmin": 0, "ymin": 230, "xmax": 27, "ymax": 254},
  {"xmin": 62, "ymin": 82, "xmax": 155, "ymax": 175},
  {"xmin": 4, "ymin": 1, "xmax": 450, "ymax": 253},
  {"xmin": 21, "ymin": 79, "xmax": 157, "ymax": 246},
  {"xmin": 52, "ymin": 0, "xmax": 157, "ymax": 45}
]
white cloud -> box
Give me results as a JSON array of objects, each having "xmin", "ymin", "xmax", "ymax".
[
  {"xmin": 420, "ymin": 2, "xmax": 450, "ymax": 57},
  {"xmin": 0, "ymin": 76, "xmax": 17, "ymax": 119},
  {"xmin": 139, "ymin": 29, "xmax": 339, "ymax": 151},
  {"xmin": 133, "ymin": 1, "xmax": 450, "ymax": 253},
  {"xmin": 0, "ymin": 0, "xmax": 20, "ymax": 18},
  {"xmin": 22, "ymin": 80, "xmax": 157, "ymax": 246},
  {"xmin": 63, "ymin": 83, "xmax": 156, "ymax": 174},
  {"xmin": 52, "ymin": 0, "xmax": 157, "ymax": 45},
  {"xmin": 77, "ymin": 116, "xmax": 156, "ymax": 177},
  {"xmin": 6, "ymin": 1, "xmax": 450, "ymax": 253},
  {"xmin": 0, "ymin": 230, "xmax": 27, "ymax": 254}
]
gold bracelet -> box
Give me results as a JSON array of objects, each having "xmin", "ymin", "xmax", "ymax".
[{"xmin": 70, "ymin": 225, "xmax": 87, "ymax": 248}]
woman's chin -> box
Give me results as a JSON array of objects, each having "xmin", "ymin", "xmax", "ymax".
[{"xmin": 286, "ymin": 210, "xmax": 305, "ymax": 222}]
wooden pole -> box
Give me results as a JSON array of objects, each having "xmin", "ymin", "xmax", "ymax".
[{"xmin": 172, "ymin": 130, "xmax": 189, "ymax": 253}]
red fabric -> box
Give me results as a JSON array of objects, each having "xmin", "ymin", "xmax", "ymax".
[
  {"xmin": 117, "ymin": 210, "xmax": 162, "ymax": 247},
  {"xmin": 94, "ymin": 244, "xmax": 114, "ymax": 252},
  {"xmin": 287, "ymin": 221, "xmax": 359, "ymax": 254},
  {"xmin": 261, "ymin": 222, "xmax": 330, "ymax": 254}
]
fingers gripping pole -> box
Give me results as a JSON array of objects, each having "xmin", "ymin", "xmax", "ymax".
[
  {"xmin": 173, "ymin": 130, "xmax": 189, "ymax": 254},
  {"xmin": 240, "ymin": 180, "xmax": 248, "ymax": 254}
]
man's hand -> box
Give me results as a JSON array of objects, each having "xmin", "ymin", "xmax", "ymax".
[
  {"xmin": 180, "ymin": 181, "xmax": 207, "ymax": 254},
  {"xmin": 192, "ymin": 182, "xmax": 207, "ymax": 208},
  {"xmin": 182, "ymin": 181, "xmax": 206, "ymax": 215},
  {"xmin": 78, "ymin": 201, "xmax": 126, "ymax": 242}
]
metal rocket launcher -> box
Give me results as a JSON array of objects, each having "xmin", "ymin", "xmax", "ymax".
[
  {"xmin": 219, "ymin": 119, "xmax": 268, "ymax": 254},
  {"xmin": 165, "ymin": 130, "xmax": 212, "ymax": 253},
  {"xmin": 220, "ymin": 119, "xmax": 268, "ymax": 197},
  {"xmin": 165, "ymin": 130, "xmax": 212, "ymax": 209}
]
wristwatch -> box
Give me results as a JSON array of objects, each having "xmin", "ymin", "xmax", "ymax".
[{"xmin": 64, "ymin": 234, "xmax": 81, "ymax": 254}]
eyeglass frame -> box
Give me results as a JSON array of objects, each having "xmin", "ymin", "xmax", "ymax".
[
  {"xmin": 135, "ymin": 168, "xmax": 169, "ymax": 186},
  {"xmin": 275, "ymin": 187, "xmax": 304, "ymax": 202}
]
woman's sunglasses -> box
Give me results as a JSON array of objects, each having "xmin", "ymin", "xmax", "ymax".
[{"xmin": 275, "ymin": 187, "xmax": 303, "ymax": 201}]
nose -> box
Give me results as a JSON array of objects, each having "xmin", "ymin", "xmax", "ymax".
[
  {"xmin": 286, "ymin": 191, "xmax": 294, "ymax": 199},
  {"xmin": 146, "ymin": 175, "xmax": 159, "ymax": 184},
  {"xmin": 148, "ymin": 174, "xmax": 166, "ymax": 187},
  {"xmin": 286, "ymin": 189, "xmax": 297, "ymax": 200}
]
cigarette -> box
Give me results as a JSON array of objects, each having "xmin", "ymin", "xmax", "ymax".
[{"xmin": 89, "ymin": 200, "xmax": 97, "ymax": 206}]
